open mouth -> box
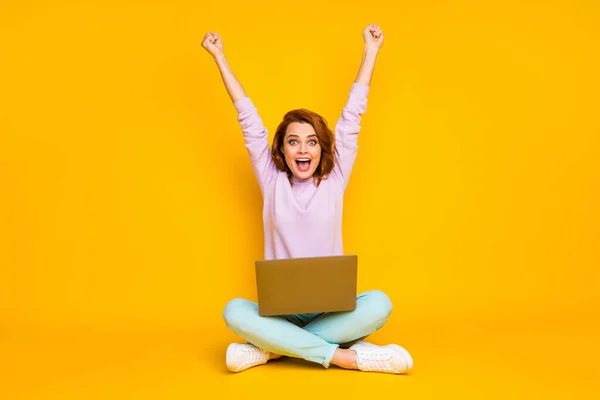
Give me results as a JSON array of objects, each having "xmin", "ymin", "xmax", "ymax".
[{"xmin": 295, "ymin": 158, "xmax": 311, "ymax": 172}]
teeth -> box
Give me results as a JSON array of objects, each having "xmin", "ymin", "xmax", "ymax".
[{"xmin": 297, "ymin": 159, "xmax": 310, "ymax": 161}]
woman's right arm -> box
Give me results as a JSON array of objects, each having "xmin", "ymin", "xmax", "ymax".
[
  {"xmin": 202, "ymin": 32, "xmax": 246, "ymax": 103},
  {"xmin": 202, "ymin": 32, "xmax": 277, "ymax": 192},
  {"xmin": 214, "ymin": 51, "xmax": 247, "ymax": 104}
]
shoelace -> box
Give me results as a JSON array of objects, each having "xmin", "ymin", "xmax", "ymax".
[
  {"xmin": 356, "ymin": 350, "xmax": 397, "ymax": 373},
  {"xmin": 240, "ymin": 345, "xmax": 268, "ymax": 367}
]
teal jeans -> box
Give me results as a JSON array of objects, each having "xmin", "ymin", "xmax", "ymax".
[{"xmin": 222, "ymin": 290, "xmax": 393, "ymax": 368}]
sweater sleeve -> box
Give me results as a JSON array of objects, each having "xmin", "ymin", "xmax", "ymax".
[
  {"xmin": 331, "ymin": 82, "xmax": 370, "ymax": 189},
  {"xmin": 234, "ymin": 96, "xmax": 278, "ymax": 194}
]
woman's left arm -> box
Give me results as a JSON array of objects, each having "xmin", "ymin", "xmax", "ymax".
[
  {"xmin": 355, "ymin": 24, "xmax": 384, "ymax": 86},
  {"xmin": 332, "ymin": 24, "xmax": 384, "ymax": 189}
]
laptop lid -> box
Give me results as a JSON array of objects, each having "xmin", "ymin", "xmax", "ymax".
[{"xmin": 255, "ymin": 254, "xmax": 357, "ymax": 316}]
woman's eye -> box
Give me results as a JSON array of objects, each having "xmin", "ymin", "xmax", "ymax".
[
  {"xmin": 309, "ymin": 140, "xmax": 317, "ymax": 145},
  {"xmin": 289, "ymin": 140, "xmax": 297, "ymax": 145}
]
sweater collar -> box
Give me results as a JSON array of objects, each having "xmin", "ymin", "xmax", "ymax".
[{"xmin": 291, "ymin": 175, "xmax": 315, "ymax": 185}]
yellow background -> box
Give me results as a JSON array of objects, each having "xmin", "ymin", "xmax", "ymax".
[{"xmin": 1, "ymin": 0, "xmax": 599, "ymax": 398}]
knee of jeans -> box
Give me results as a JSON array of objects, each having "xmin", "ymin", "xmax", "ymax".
[
  {"xmin": 222, "ymin": 298, "xmax": 254, "ymax": 330},
  {"xmin": 363, "ymin": 290, "xmax": 393, "ymax": 322}
]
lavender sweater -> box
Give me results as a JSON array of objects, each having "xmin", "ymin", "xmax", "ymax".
[{"xmin": 233, "ymin": 82, "xmax": 370, "ymax": 260}]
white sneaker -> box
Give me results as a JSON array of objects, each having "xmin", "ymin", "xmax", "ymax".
[
  {"xmin": 226, "ymin": 343, "xmax": 271, "ymax": 372},
  {"xmin": 349, "ymin": 340, "xmax": 414, "ymax": 374}
]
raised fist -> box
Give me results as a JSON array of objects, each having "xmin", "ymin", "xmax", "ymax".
[
  {"xmin": 202, "ymin": 31, "xmax": 224, "ymax": 58},
  {"xmin": 363, "ymin": 24, "xmax": 384, "ymax": 50}
]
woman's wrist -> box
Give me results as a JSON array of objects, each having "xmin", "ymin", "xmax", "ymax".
[
  {"xmin": 214, "ymin": 52, "xmax": 227, "ymax": 66},
  {"xmin": 214, "ymin": 52, "xmax": 230, "ymax": 72},
  {"xmin": 363, "ymin": 46, "xmax": 379, "ymax": 56}
]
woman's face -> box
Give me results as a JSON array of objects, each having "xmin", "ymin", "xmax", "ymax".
[{"xmin": 281, "ymin": 122, "xmax": 322, "ymax": 180}]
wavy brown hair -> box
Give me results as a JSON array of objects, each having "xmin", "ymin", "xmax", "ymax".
[{"xmin": 272, "ymin": 109, "xmax": 336, "ymax": 187}]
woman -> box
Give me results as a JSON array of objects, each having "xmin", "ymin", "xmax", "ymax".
[{"xmin": 202, "ymin": 24, "xmax": 413, "ymax": 374}]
